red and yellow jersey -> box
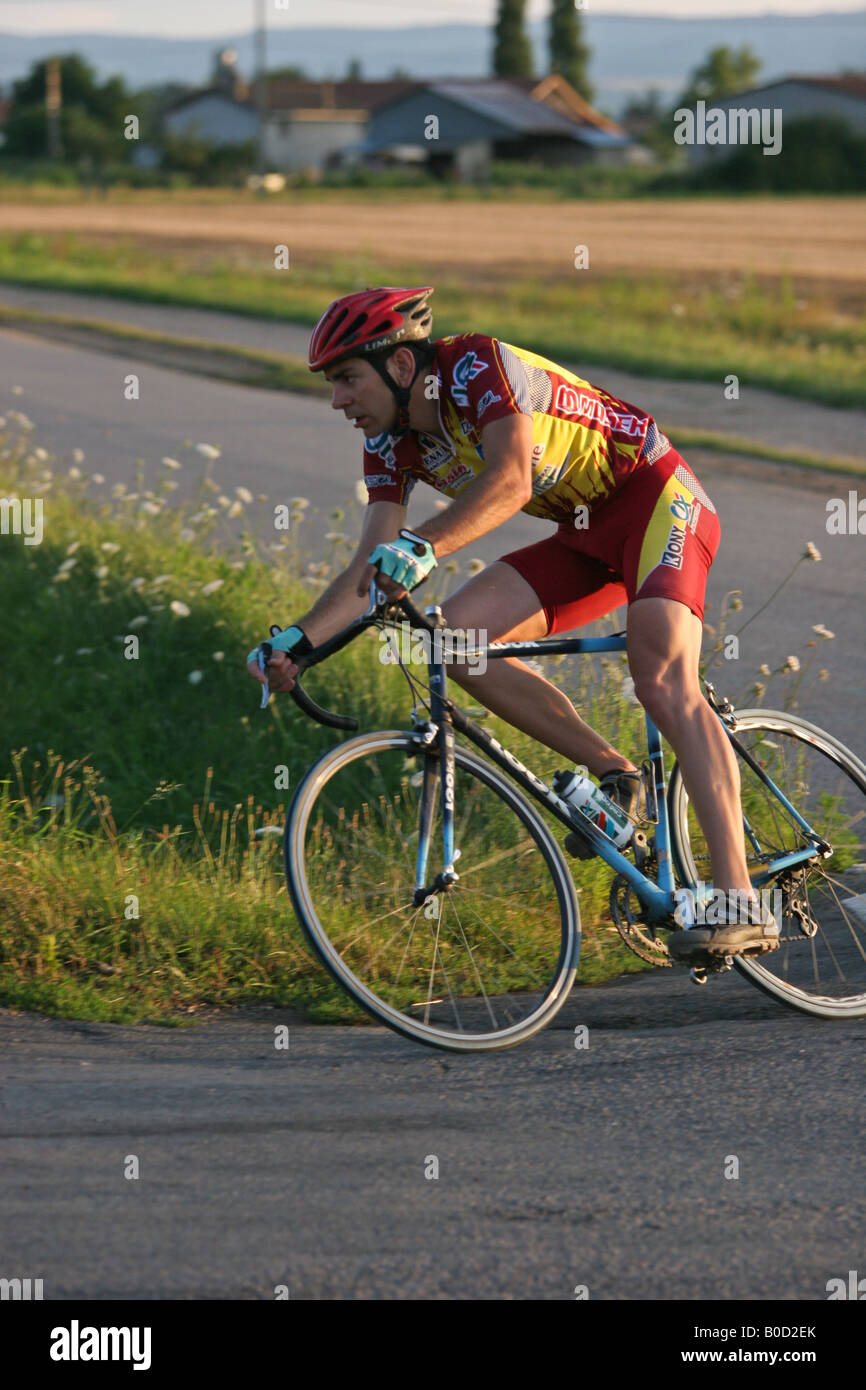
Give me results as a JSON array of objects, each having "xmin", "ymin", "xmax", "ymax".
[{"xmin": 362, "ymin": 333, "xmax": 670, "ymax": 523}]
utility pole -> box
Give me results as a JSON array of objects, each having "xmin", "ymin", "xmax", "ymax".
[
  {"xmin": 254, "ymin": 0, "xmax": 267, "ymax": 177},
  {"xmin": 45, "ymin": 57, "xmax": 63, "ymax": 160}
]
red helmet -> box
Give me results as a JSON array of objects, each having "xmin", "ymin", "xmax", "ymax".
[{"xmin": 308, "ymin": 286, "xmax": 434, "ymax": 372}]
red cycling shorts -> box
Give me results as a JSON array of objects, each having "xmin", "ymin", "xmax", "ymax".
[{"xmin": 499, "ymin": 446, "xmax": 720, "ymax": 634}]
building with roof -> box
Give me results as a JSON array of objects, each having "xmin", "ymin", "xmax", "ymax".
[
  {"xmin": 682, "ymin": 74, "xmax": 866, "ymax": 164},
  {"xmin": 358, "ymin": 75, "xmax": 632, "ymax": 178},
  {"xmin": 263, "ymin": 79, "xmax": 418, "ymax": 172}
]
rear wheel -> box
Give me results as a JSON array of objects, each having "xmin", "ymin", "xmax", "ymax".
[
  {"xmin": 284, "ymin": 730, "xmax": 580, "ymax": 1051},
  {"xmin": 668, "ymin": 710, "xmax": 866, "ymax": 1019}
]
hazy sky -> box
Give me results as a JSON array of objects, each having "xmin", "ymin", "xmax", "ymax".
[{"xmin": 1, "ymin": 0, "xmax": 864, "ymax": 37}]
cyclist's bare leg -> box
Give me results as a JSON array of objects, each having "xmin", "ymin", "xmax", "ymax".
[
  {"xmin": 440, "ymin": 562, "xmax": 637, "ymax": 778},
  {"xmin": 625, "ymin": 595, "xmax": 755, "ymax": 900}
]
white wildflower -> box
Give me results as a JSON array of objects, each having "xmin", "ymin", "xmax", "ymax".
[
  {"xmin": 72, "ymin": 448, "xmax": 85, "ymax": 464},
  {"xmin": 75, "ymin": 647, "xmax": 93, "ymax": 656},
  {"xmin": 68, "ymin": 467, "xmax": 82, "ymax": 480},
  {"xmin": 57, "ymin": 557, "xmax": 77, "ymax": 572},
  {"xmin": 188, "ymin": 670, "xmax": 204, "ymax": 684},
  {"xmin": 170, "ymin": 600, "xmax": 191, "ymax": 617},
  {"xmin": 782, "ymin": 654, "xmax": 800, "ymax": 673},
  {"xmin": 195, "ymin": 443, "xmax": 222, "ymax": 459},
  {"xmin": 95, "ymin": 565, "xmax": 109, "ymax": 579},
  {"xmin": 180, "ymin": 527, "xmax": 195, "ymax": 542},
  {"xmin": 140, "ymin": 501, "xmax": 162, "ymax": 515},
  {"xmin": 200, "ymin": 579, "xmax": 224, "ymax": 596},
  {"xmin": 212, "ymin": 651, "xmax": 225, "ymax": 662},
  {"xmin": 66, "ymin": 541, "xmax": 81, "ymax": 554},
  {"xmin": 161, "ymin": 457, "xmax": 182, "ymax": 470},
  {"xmin": 227, "ymin": 500, "xmax": 243, "ymax": 518},
  {"xmin": 812, "ymin": 624, "xmax": 835, "ymax": 640},
  {"xmin": 290, "ymin": 497, "xmax": 310, "ymax": 509},
  {"xmin": 235, "ymin": 486, "xmax": 254, "ymax": 504},
  {"xmin": 804, "ymin": 542, "xmax": 821, "ymax": 562},
  {"xmin": 91, "ymin": 473, "xmax": 105, "ymax": 484},
  {"xmin": 128, "ymin": 615, "xmax": 149, "ymax": 630},
  {"xmin": 100, "ymin": 542, "xmax": 120, "ymax": 554}
]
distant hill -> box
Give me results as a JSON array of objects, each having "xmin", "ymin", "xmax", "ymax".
[{"xmin": 0, "ymin": 12, "xmax": 863, "ymax": 116}]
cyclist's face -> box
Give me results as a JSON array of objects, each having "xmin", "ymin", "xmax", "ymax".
[{"xmin": 326, "ymin": 359, "xmax": 395, "ymax": 436}]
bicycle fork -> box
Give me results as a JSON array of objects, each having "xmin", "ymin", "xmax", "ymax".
[{"xmin": 410, "ymin": 640, "xmax": 460, "ymax": 910}]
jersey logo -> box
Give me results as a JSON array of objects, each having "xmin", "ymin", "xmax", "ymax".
[
  {"xmin": 420, "ymin": 439, "xmax": 453, "ymax": 470},
  {"xmin": 364, "ymin": 432, "xmax": 397, "ymax": 469},
  {"xmin": 364, "ymin": 473, "xmax": 396, "ymax": 488},
  {"xmin": 660, "ymin": 521, "xmax": 686, "ymax": 569},
  {"xmin": 452, "ymin": 351, "xmax": 489, "ymax": 406},
  {"xmin": 477, "ymin": 389, "xmax": 502, "ymax": 415},
  {"xmin": 437, "ymin": 462, "xmax": 474, "ymax": 491},
  {"xmin": 669, "ymin": 490, "xmax": 701, "ymax": 531}
]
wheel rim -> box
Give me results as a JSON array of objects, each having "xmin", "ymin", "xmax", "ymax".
[
  {"xmin": 671, "ymin": 713, "xmax": 866, "ymax": 1012},
  {"xmin": 286, "ymin": 734, "xmax": 578, "ymax": 1047}
]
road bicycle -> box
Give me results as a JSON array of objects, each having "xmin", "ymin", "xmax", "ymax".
[{"xmin": 277, "ymin": 588, "xmax": 866, "ymax": 1051}]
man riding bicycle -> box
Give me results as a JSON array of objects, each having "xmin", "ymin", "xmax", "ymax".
[{"xmin": 248, "ymin": 285, "xmax": 779, "ymax": 961}]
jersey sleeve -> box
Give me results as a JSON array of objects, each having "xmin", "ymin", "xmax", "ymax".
[
  {"xmin": 454, "ymin": 334, "xmax": 535, "ymax": 430},
  {"xmin": 362, "ymin": 432, "xmax": 420, "ymax": 505}
]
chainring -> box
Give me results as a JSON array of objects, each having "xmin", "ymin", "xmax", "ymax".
[{"xmin": 609, "ymin": 872, "xmax": 674, "ymax": 967}]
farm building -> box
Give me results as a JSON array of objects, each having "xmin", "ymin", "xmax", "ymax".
[
  {"xmin": 356, "ymin": 75, "xmax": 633, "ymax": 178},
  {"xmin": 681, "ymin": 73, "xmax": 866, "ymax": 164}
]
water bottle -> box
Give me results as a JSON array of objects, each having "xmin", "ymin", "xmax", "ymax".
[{"xmin": 553, "ymin": 768, "xmax": 634, "ymax": 849}]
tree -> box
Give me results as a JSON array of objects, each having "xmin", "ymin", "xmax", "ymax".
[
  {"xmin": 549, "ymin": 0, "xmax": 592, "ymax": 102},
  {"xmin": 493, "ymin": 0, "xmax": 534, "ymax": 80},
  {"xmin": 2, "ymin": 53, "xmax": 131, "ymax": 160},
  {"xmin": 678, "ymin": 45, "xmax": 762, "ymax": 108},
  {"xmin": 345, "ymin": 58, "xmax": 363, "ymax": 81}
]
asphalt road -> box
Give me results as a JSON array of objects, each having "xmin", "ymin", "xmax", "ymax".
[{"xmin": 1, "ymin": 972, "xmax": 864, "ymax": 1301}]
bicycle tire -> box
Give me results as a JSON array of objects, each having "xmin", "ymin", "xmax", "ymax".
[
  {"xmin": 284, "ymin": 729, "xmax": 581, "ymax": 1051},
  {"xmin": 668, "ymin": 709, "xmax": 866, "ymax": 1019}
]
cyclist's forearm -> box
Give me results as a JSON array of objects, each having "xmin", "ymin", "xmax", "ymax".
[
  {"xmin": 296, "ymin": 567, "xmax": 369, "ymax": 645},
  {"xmin": 416, "ymin": 464, "xmax": 531, "ymax": 558}
]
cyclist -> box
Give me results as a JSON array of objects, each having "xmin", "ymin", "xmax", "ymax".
[{"xmin": 248, "ymin": 286, "xmax": 778, "ymax": 962}]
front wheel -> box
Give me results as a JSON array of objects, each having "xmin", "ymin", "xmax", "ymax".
[
  {"xmin": 284, "ymin": 730, "xmax": 580, "ymax": 1051},
  {"xmin": 668, "ymin": 709, "xmax": 866, "ymax": 1019}
]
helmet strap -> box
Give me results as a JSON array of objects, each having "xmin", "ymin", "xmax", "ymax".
[{"xmin": 368, "ymin": 347, "xmax": 433, "ymax": 438}]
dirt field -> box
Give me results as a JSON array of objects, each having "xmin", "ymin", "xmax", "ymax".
[{"xmin": 2, "ymin": 196, "xmax": 864, "ymax": 281}]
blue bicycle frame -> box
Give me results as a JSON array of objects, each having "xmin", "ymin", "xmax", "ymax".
[{"xmin": 409, "ymin": 623, "xmax": 827, "ymax": 925}]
